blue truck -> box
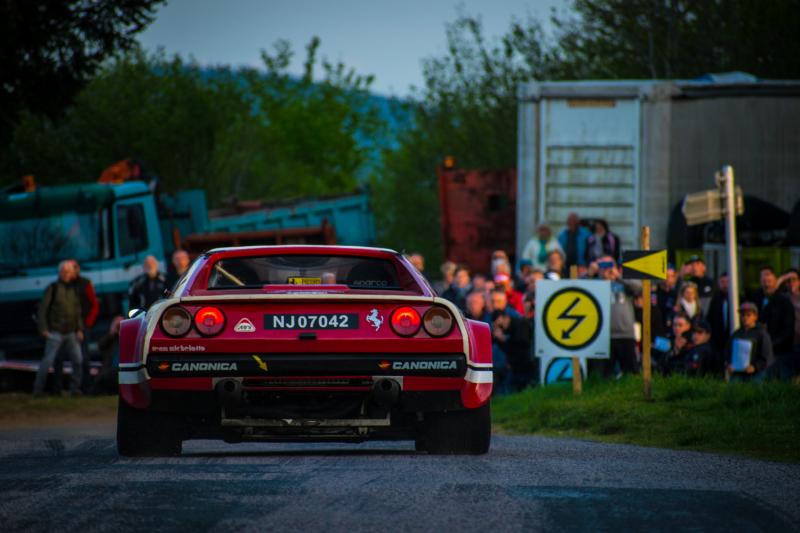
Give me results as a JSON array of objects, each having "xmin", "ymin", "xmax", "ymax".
[{"xmin": 0, "ymin": 179, "xmax": 374, "ymax": 385}]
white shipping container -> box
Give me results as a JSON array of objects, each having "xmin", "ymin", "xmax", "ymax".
[{"xmin": 516, "ymin": 78, "xmax": 800, "ymax": 259}]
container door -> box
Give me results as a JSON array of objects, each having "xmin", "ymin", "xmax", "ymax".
[{"xmin": 539, "ymin": 98, "xmax": 640, "ymax": 250}]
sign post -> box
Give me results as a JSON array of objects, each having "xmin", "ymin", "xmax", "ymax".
[
  {"xmin": 718, "ymin": 166, "xmax": 741, "ymax": 333},
  {"xmin": 569, "ymin": 265, "xmax": 582, "ymax": 395},
  {"xmin": 640, "ymin": 227, "xmax": 653, "ymax": 399},
  {"xmin": 620, "ymin": 237, "xmax": 666, "ymax": 399},
  {"xmin": 681, "ymin": 166, "xmax": 744, "ymax": 334}
]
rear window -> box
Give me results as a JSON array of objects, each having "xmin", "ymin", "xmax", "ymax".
[{"xmin": 208, "ymin": 255, "xmax": 403, "ymax": 290}]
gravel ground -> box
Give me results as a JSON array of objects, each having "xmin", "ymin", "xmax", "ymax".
[{"xmin": 0, "ymin": 427, "xmax": 797, "ymax": 532}]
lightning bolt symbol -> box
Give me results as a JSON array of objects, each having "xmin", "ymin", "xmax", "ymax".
[
  {"xmin": 252, "ymin": 355, "xmax": 268, "ymax": 372},
  {"xmin": 558, "ymin": 297, "xmax": 586, "ymax": 340}
]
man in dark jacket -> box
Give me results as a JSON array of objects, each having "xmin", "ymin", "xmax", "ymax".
[
  {"xmin": 491, "ymin": 291, "xmax": 533, "ymax": 392},
  {"xmin": 33, "ymin": 261, "xmax": 84, "ymax": 397},
  {"xmin": 756, "ymin": 266, "xmax": 795, "ymax": 380},
  {"xmin": 441, "ymin": 266, "xmax": 471, "ymax": 312},
  {"xmin": 654, "ymin": 264, "xmax": 679, "ymax": 328},
  {"xmin": 585, "ymin": 219, "xmax": 621, "ymax": 264},
  {"xmin": 726, "ymin": 302, "xmax": 774, "ymax": 381},
  {"xmin": 465, "ymin": 291, "xmax": 491, "ymax": 323},
  {"xmin": 54, "ymin": 260, "xmax": 99, "ymax": 394},
  {"xmin": 706, "ymin": 272, "xmax": 734, "ymax": 355},
  {"xmin": 128, "ymin": 255, "xmax": 167, "ymax": 311},
  {"xmin": 595, "ymin": 257, "xmax": 641, "ymax": 377},
  {"xmin": 165, "ymin": 249, "xmax": 191, "ymax": 289}
]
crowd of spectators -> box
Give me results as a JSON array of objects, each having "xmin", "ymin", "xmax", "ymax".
[
  {"xmin": 30, "ymin": 223, "xmax": 800, "ymax": 397},
  {"xmin": 411, "ymin": 214, "xmax": 800, "ymax": 393}
]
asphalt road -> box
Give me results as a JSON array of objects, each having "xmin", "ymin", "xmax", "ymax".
[{"xmin": 0, "ymin": 428, "xmax": 798, "ymax": 532}]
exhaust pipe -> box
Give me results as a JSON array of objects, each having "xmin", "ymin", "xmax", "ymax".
[
  {"xmin": 216, "ymin": 379, "xmax": 243, "ymax": 408},
  {"xmin": 372, "ymin": 378, "xmax": 400, "ymax": 409}
]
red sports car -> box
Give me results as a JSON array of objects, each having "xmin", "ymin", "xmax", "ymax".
[{"xmin": 117, "ymin": 245, "xmax": 493, "ymax": 456}]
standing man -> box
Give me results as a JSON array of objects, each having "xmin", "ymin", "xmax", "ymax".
[
  {"xmin": 557, "ymin": 213, "xmax": 591, "ymax": 273},
  {"xmin": 33, "ymin": 261, "xmax": 84, "ymax": 397},
  {"xmin": 165, "ymin": 249, "xmax": 191, "ymax": 288},
  {"xmin": 707, "ymin": 272, "xmax": 734, "ymax": 355},
  {"xmin": 585, "ymin": 219, "xmax": 621, "ymax": 264},
  {"xmin": 726, "ymin": 302, "xmax": 773, "ymax": 381},
  {"xmin": 522, "ymin": 222, "xmax": 564, "ymax": 271},
  {"xmin": 128, "ymin": 255, "xmax": 167, "ymax": 311},
  {"xmin": 431, "ymin": 261, "xmax": 456, "ymax": 296},
  {"xmin": 54, "ymin": 259, "xmax": 99, "ymax": 394},
  {"xmin": 756, "ymin": 266, "xmax": 795, "ymax": 380},
  {"xmin": 654, "ymin": 263, "xmax": 679, "ymax": 328},
  {"xmin": 442, "ymin": 266, "xmax": 471, "ymax": 312},
  {"xmin": 489, "ymin": 289, "xmax": 532, "ymax": 392},
  {"xmin": 465, "ymin": 291, "xmax": 491, "ymax": 323},
  {"xmin": 595, "ymin": 256, "xmax": 641, "ymax": 378}
]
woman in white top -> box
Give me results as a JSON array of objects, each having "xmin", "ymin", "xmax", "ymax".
[{"xmin": 675, "ymin": 282, "xmax": 701, "ymax": 321}]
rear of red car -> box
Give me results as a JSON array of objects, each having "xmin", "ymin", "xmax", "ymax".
[{"xmin": 117, "ymin": 246, "xmax": 493, "ymax": 456}]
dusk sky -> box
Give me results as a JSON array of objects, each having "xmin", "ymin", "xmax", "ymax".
[{"xmin": 138, "ymin": 0, "xmax": 567, "ymax": 96}]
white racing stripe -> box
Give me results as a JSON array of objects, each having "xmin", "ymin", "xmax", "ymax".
[
  {"xmin": 118, "ymin": 368, "xmax": 148, "ymax": 384},
  {"xmin": 465, "ymin": 368, "xmax": 493, "ymax": 384}
]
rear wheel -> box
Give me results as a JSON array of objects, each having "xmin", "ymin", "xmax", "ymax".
[
  {"xmin": 418, "ymin": 403, "xmax": 491, "ymax": 455},
  {"xmin": 117, "ymin": 397, "xmax": 183, "ymax": 457}
]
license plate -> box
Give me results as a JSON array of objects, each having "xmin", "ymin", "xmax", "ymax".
[{"xmin": 263, "ymin": 313, "xmax": 358, "ymax": 330}]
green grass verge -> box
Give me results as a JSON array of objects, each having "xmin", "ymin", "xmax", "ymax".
[
  {"xmin": 492, "ymin": 375, "xmax": 800, "ymax": 463},
  {"xmin": 0, "ymin": 393, "xmax": 117, "ymax": 422}
]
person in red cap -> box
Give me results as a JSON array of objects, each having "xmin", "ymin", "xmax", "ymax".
[{"xmin": 494, "ymin": 273, "xmax": 524, "ymax": 315}]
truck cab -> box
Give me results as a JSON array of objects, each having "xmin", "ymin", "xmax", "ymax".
[{"xmin": 0, "ymin": 181, "xmax": 165, "ymax": 362}]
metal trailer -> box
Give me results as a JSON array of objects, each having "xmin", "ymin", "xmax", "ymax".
[
  {"xmin": 437, "ymin": 166, "xmax": 517, "ymax": 273},
  {"xmin": 516, "ymin": 75, "xmax": 800, "ymax": 258}
]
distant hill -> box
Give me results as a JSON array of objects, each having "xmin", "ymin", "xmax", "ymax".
[{"xmin": 198, "ymin": 67, "xmax": 411, "ymax": 182}]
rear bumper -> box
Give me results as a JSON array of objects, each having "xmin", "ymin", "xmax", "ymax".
[
  {"xmin": 145, "ymin": 353, "xmax": 467, "ymax": 378},
  {"xmin": 119, "ymin": 352, "xmax": 492, "ymax": 410}
]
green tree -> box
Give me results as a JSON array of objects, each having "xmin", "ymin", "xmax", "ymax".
[
  {"xmin": 553, "ymin": 0, "xmax": 800, "ymax": 79},
  {"xmin": 373, "ymin": 15, "xmax": 561, "ymax": 265},
  {"xmin": 3, "ymin": 40, "xmax": 386, "ymax": 204},
  {"xmin": 4, "ymin": 51, "xmax": 240, "ymax": 193},
  {"xmin": 233, "ymin": 37, "xmax": 385, "ymax": 200},
  {"xmin": 0, "ymin": 0, "xmax": 165, "ymax": 145}
]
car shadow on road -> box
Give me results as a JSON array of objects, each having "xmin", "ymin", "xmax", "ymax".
[{"xmin": 180, "ymin": 447, "xmax": 421, "ymax": 458}]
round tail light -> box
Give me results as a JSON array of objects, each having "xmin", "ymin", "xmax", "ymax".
[
  {"xmin": 390, "ymin": 306, "xmax": 421, "ymax": 337},
  {"xmin": 161, "ymin": 306, "xmax": 192, "ymax": 337},
  {"xmin": 194, "ymin": 306, "xmax": 226, "ymax": 336},
  {"xmin": 423, "ymin": 307, "xmax": 454, "ymax": 337}
]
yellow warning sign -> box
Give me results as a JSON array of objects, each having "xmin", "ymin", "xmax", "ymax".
[
  {"xmin": 622, "ymin": 250, "xmax": 667, "ymax": 280},
  {"xmin": 542, "ymin": 288, "xmax": 603, "ymax": 351}
]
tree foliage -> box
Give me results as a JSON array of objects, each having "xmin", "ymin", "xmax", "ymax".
[
  {"xmin": 0, "ymin": 0, "xmax": 165, "ymax": 144},
  {"xmin": 2, "ymin": 40, "xmax": 386, "ymax": 203},
  {"xmin": 553, "ymin": 0, "xmax": 800, "ymax": 79}
]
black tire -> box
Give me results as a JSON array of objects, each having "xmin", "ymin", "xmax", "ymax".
[
  {"xmin": 117, "ymin": 397, "xmax": 183, "ymax": 457},
  {"xmin": 418, "ymin": 403, "xmax": 491, "ymax": 455}
]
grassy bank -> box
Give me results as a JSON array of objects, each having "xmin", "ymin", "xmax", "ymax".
[
  {"xmin": 492, "ymin": 375, "xmax": 800, "ymax": 463},
  {"xmin": 0, "ymin": 393, "xmax": 117, "ymax": 423}
]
